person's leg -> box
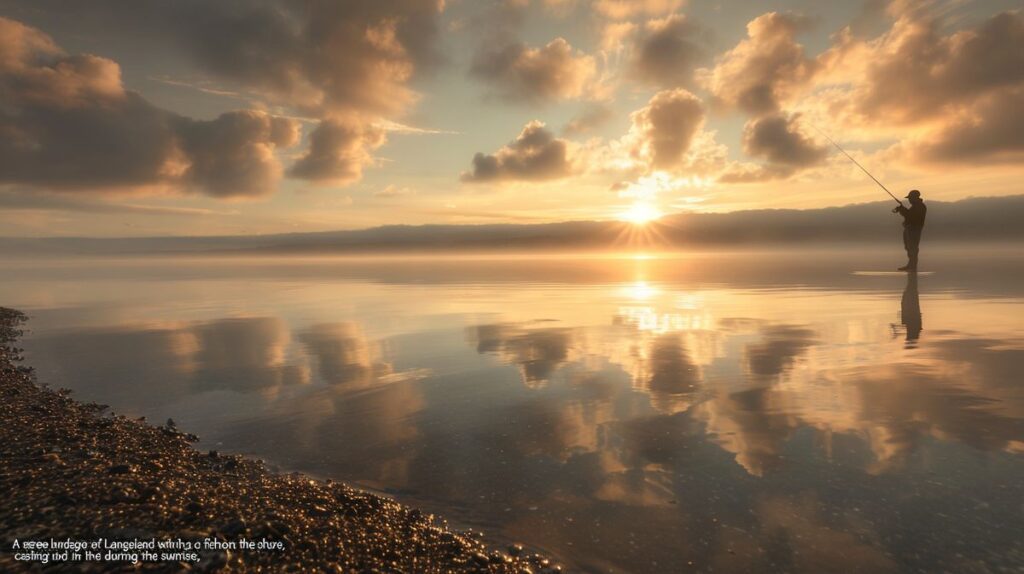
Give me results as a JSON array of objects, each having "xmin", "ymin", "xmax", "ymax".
[
  {"xmin": 899, "ymin": 228, "xmax": 913, "ymax": 270},
  {"xmin": 907, "ymin": 228, "xmax": 921, "ymax": 270}
]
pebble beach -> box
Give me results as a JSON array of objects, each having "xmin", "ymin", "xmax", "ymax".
[{"xmin": 0, "ymin": 307, "xmax": 557, "ymax": 573}]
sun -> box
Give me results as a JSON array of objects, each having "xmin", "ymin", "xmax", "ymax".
[{"xmin": 620, "ymin": 202, "xmax": 663, "ymax": 225}]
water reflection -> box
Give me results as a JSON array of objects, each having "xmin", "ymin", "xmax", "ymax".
[
  {"xmin": 5, "ymin": 251, "xmax": 1024, "ymax": 573},
  {"xmin": 190, "ymin": 317, "xmax": 308, "ymax": 395},
  {"xmin": 299, "ymin": 323, "xmax": 392, "ymax": 389},
  {"xmin": 26, "ymin": 317, "xmax": 309, "ymax": 407},
  {"xmin": 469, "ymin": 323, "xmax": 572, "ymax": 386},
  {"xmin": 647, "ymin": 333, "xmax": 700, "ymax": 396},
  {"xmin": 743, "ymin": 325, "xmax": 817, "ymax": 380},
  {"xmin": 900, "ymin": 271, "xmax": 922, "ymax": 347}
]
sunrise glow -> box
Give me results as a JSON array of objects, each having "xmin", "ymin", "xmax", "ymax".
[{"xmin": 620, "ymin": 203, "xmax": 663, "ymax": 225}]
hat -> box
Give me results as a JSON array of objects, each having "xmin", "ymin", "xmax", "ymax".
[{"xmin": 905, "ymin": 189, "xmax": 921, "ymax": 199}]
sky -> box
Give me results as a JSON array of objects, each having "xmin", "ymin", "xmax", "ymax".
[{"xmin": 0, "ymin": 0, "xmax": 1022, "ymax": 237}]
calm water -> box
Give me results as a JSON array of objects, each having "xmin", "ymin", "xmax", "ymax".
[{"xmin": 3, "ymin": 248, "xmax": 1023, "ymax": 573}]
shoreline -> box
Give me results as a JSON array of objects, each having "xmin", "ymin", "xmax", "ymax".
[{"xmin": 0, "ymin": 307, "xmax": 558, "ymax": 573}]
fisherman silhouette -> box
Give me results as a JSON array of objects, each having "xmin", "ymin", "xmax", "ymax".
[
  {"xmin": 893, "ymin": 189, "xmax": 926, "ymax": 271},
  {"xmin": 900, "ymin": 271, "xmax": 922, "ymax": 347}
]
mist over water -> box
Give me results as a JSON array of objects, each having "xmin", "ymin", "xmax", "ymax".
[{"xmin": 3, "ymin": 247, "xmax": 1023, "ymax": 573}]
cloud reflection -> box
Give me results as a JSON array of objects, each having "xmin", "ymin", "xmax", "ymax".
[
  {"xmin": 469, "ymin": 323, "xmax": 572, "ymax": 387},
  {"xmin": 743, "ymin": 325, "xmax": 816, "ymax": 379},
  {"xmin": 299, "ymin": 322, "xmax": 392, "ymax": 389},
  {"xmin": 27, "ymin": 316, "xmax": 310, "ymax": 405},
  {"xmin": 190, "ymin": 317, "xmax": 308, "ymax": 395}
]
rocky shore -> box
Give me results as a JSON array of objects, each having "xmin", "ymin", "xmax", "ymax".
[{"xmin": 0, "ymin": 307, "xmax": 558, "ymax": 573}]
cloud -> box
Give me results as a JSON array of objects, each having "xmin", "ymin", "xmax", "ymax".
[
  {"xmin": 374, "ymin": 184, "xmax": 417, "ymax": 198},
  {"xmin": 808, "ymin": 9, "xmax": 1024, "ymax": 166},
  {"xmin": 728, "ymin": 113, "xmax": 828, "ymax": 180},
  {"xmin": 461, "ymin": 121, "xmax": 574, "ymax": 183},
  {"xmin": 630, "ymin": 14, "xmax": 706, "ymax": 87},
  {"xmin": 178, "ymin": 111, "xmax": 302, "ymax": 197},
  {"xmin": 600, "ymin": 21, "xmax": 637, "ymax": 51},
  {"xmin": 0, "ymin": 17, "xmax": 301, "ymax": 198},
  {"xmin": 699, "ymin": 12, "xmax": 817, "ymax": 116},
  {"xmin": 563, "ymin": 103, "xmax": 614, "ymax": 136},
  {"xmin": 289, "ymin": 119, "xmax": 386, "ymax": 185},
  {"xmin": 1, "ymin": 1, "xmax": 452, "ymax": 193},
  {"xmin": 911, "ymin": 87, "xmax": 1024, "ymax": 164},
  {"xmin": 852, "ymin": 11, "xmax": 1024, "ymax": 125},
  {"xmin": 165, "ymin": 0, "xmax": 444, "ymax": 118},
  {"xmin": 5, "ymin": 0, "xmax": 445, "ymax": 116},
  {"xmin": 626, "ymin": 89, "xmax": 705, "ymax": 170},
  {"xmin": 716, "ymin": 164, "xmax": 794, "ymax": 184},
  {"xmin": 0, "ymin": 190, "xmax": 232, "ymax": 217},
  {"xmin": 592, "ymin": 0, "xmax": 685, "ymax": 20},
  {"xmin": 469, "ymin": 38, "xmax": 596, "ymax": 104},
  {"xmin": 696, "ymin": 8, "xmax": 1024, "ymax": 169},
  {"xmin": 373, "ymin": 119, "xmax": 459, "ymax": 135}
]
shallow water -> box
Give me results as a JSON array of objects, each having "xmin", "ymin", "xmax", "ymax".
[{"xmin": 3, "ymin": 248, "xmax": 1023, "ymax": 573}]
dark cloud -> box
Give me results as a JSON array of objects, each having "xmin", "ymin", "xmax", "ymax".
[
  {"xmin": 181, "ymin": 0, "xmax": 443, "ymax": 116},
  {"xmin": 855, "ymin": 11, "xmax": 1024, "ymax": 124},
  {"xmin": 913, "ymin": 87, "xmax": 1024, "ymax": 164},
  {"xmin": 838, "ymin": 11, "xmax": 1024, "ymax": 164},
  {"xmin": 630, "ymin": 14, "xmax": 707, "ymax": 88},
  {"xmin": 469, "ymin": 38, "xmax": 596, "ymax": 104},
  {"xmin": 718, "ymin": 114, "xmax": 826, "ymax": 183},
  {"xmin": 461, "ymin": 121, "xmax": 574, "ymax": 183},
  {"xmin": 741, "ymin": 115, "xmax": 825, "ymax": 167},
  {"xmin": 289, "ymin": 119, "xmax": 386, "ymax": 184},
  {"xmin": 4, "ymin": 0, "xmax": 445, "ymax": 117},
  {"xmin": 628, "ymin": 89, "xmax": 705, "ymax": 170},
  {"xmin": 700, "ymin": 12, "xmax": 817, "ymax": 116},
  {"xmin": 563, "ymin": 103, "xmax": 614, "ymax": 136},
  {"xmin": 178, "ymin": 111, "xmax": 301, "ymax": 198},
  {"xmin": 0, "ymin": 17, "xmax": 300, "ymax": 198},
  {"xmin": 0, "ymin": 1, "xmax": 450, "ymax": 193}
]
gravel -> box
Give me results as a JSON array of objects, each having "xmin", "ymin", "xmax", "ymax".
[{"xmin": 0, "ymin": 307, "xmax": 558, "ymax": 573}]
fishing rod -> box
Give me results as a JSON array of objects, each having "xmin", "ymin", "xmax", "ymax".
[{"xmin": 812, "ymin": 125, "xmax": 903, "ymax": 205}]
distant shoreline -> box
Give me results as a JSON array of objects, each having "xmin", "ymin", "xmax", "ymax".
[
  {"xmin": 0, "ymin": 308, "xmax": 554, "ymax": 572},
  {"xmin": 2, "ymin": 195, "xmax": 1022, "ymax": 257}
]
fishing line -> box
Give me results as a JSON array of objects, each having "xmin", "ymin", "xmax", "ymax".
[{"xmin": 811, "ymin": 125, "xmax": 902, "ymax": 204}]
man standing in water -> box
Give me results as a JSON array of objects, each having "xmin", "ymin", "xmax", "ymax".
[{"xmin": 893, "ymin": 189, "xmax": 926, "ymax": 271}]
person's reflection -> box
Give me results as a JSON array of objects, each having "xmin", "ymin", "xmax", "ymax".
[{"xmin": 900, "ymin": 271, "xmax": 922, "ymax": 347}]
